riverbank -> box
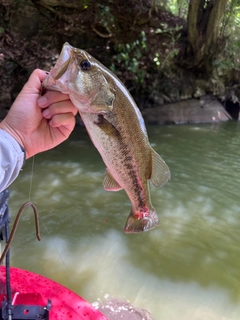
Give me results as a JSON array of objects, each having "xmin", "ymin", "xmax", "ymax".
[{"xmin": 1, "ymin": 1, "xmax": 239, "ymax": 124}]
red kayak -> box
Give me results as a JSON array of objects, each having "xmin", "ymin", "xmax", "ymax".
[
  {"xmin": 0, "ymin": 266, "xmax": 107, "ymax": 320},
  {"xmin": 0, "ymin": 191, "xmax": 107, "ymax": 319}
]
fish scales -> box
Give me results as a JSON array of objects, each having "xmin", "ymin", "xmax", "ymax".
[
  {"xmin": 80, "ymin": 80, "xmax": 152, "ymax": 217},
  {"xmin": 43, "ymin": 42, "xmax": 170, "ymax": 233}
]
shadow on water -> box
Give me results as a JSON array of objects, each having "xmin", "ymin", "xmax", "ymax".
[{"xmin": 7, "ymin": 122, "xmax": 240, "ymax": 319}]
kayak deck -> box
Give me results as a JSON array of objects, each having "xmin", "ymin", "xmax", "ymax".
[{"xmin": 0, "ymin": 266, "xmax": 107, "ymax": 320}]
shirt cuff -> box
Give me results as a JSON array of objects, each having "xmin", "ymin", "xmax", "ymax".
[{"xmin": 0, "ymin": 129, "xmax": 26, "ymax": 192}]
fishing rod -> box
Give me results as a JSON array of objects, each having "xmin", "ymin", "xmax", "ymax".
[{"xmin": 0, "ymin": 189, "xmax": 51, "ymax": 320}]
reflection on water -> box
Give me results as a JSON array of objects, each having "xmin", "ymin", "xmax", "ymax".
[{"xmin": 7, "ymin": 122, "xmax": 240, "ymax": 319}]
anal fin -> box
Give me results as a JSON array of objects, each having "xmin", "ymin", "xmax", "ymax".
[
  {"xmin": 150, "ymin": 147, "xmax": 171, "ymax": 188},
  {"xmin": 103, "ymin": 169, "xmax": 123, "ymax": 191}
]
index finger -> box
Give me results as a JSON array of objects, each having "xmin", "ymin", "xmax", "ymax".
[
  {"xmin": 23, "ymin": 69, "xmax": 48, "ymax": 93},
  {"xmin": 37, "ymin": 90, "xmax": 71, "ymax": 108}
]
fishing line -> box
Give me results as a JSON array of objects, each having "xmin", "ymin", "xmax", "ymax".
[
  {"xmin": 38, "ymin": 217, "xmax": 70, "ymax": 272},
  {"xmin": 28, "ymin": 156, "xmax": 35, "ymax": 201},
  {"xmin": 27, "ymin": 155, "xmax": 70, "ymax": 272}
]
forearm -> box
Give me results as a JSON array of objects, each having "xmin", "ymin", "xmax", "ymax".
[{"xmin": 0, "ymin": 129, "xmax": 25, "ymax": 192}]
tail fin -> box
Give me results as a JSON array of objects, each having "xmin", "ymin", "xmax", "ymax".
[{"xmin": 124, "ymin": 208, "xmax": 159, "ymax": 234}]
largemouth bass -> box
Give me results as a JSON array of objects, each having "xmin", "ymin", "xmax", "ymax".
[{"xmin": 43, "ymin": 42, "xmax": 170, "ymax": 233}]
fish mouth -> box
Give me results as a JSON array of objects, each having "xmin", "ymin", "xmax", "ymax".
[
  {"xmin": 43, "ymin": 42, "xmax": 92, "ymax": 94},
  {"xmin": 53, "ymin": 42, "xmax": 72, "ymax": 80},
  {"xmin": 54, "ymin": 56, "xmax": 70, "ymax": 80},
  {"xmin": 42, "ymin": 42, "xmax": 75, "ymax": 91}
]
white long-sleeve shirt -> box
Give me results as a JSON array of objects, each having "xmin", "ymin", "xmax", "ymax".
[{"xmin": 0, "ymin": 129, "xmax": 25, "ymax": 192}]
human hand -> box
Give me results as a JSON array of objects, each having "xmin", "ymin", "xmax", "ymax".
[{"xmin": 0, "ymin": 69, "xmax": 78, "ymax": 159}]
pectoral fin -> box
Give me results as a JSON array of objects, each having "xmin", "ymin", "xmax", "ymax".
[
  {"xmin": 103, "ymin": 169, "xmax": 123, "ymax": 191},
  {"xmin": 94, "ymin": 115, "xmax": 120, "ymax": 137},
  {"xmin": 150, "ymin": 147, "xmax": 170, "ymax": 187}
]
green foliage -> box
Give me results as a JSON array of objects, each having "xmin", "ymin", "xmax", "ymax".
[
  {"xmin": 217, "ymin": 1, "xmax": 240, "ymax": 73},
  {"xmin": 97, "ymin": 3, "xmax": 114, "ymax": 28},
  {"xmin": 166, "ymin": 0, "xmax": 189, "ymax": 18},
  {"xmin": 153, "ymin": 23, "xmax": 182, "ymax": 70},
  {"xmin": 155, "ymin": 23, "xmax": 182, "ymax": 35},
  {"xmin": 82, "ymin": 0, "xmax": 89, "ymax": 10},
  {"xmin": 164, "ymin": 0, "xmax": 240, "ymax": 74},
  {"xmin": 110, "ymin": 31, "xmax": 147, "ymax": 85}
]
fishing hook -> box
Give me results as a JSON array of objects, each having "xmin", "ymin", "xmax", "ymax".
[{"xmin": 0, "ymin": 202, "xmax": 41, "ymax": 265}]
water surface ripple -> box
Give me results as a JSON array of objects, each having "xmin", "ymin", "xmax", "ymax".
[{"xmin": 8, "ymin": 122, "xmax": 240, "ymax": 320}]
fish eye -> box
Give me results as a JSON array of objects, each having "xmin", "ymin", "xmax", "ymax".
[{"xmin": 80, "ymin": 60, "xmax": 91, "ymax": 70}]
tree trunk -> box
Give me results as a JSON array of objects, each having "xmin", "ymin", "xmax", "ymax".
[{"xmin": 187, "ymin": 0, "xmax": 228, "ymax": 72}]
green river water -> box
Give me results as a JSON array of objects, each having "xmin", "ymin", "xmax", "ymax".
[{"xmin": 7, "ymin": 122, "xmax": 240, "ymax": 320}]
